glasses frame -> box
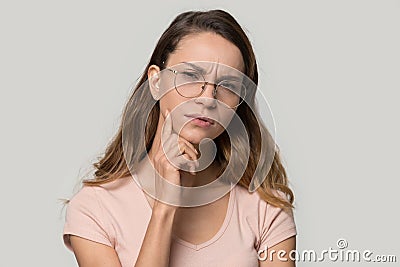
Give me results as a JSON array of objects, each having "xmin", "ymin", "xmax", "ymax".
[{"xmin": 165, "ymin": 67, "xmax": 245, "ymax": 108}]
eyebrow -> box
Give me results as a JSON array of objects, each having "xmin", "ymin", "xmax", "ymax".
[
  {"xmin": 181, "ymin": 62, "xmax": 208, "ymax": 75},
  {"xmin": 216, "ymin": 74, "xmax": 242, "ymax": 82},
  {"xmin": 181, "ymin": 62, "xmax": 242, "ymax": 81}
]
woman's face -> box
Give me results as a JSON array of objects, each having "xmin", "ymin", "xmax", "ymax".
[{"xmin": 148, "ymin": 32, "xmax": 245, "ymax": 145}]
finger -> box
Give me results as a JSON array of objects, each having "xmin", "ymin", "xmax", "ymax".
[
  {"xmin": 163, "ymin": 109, "xmax": 173, "ymax": 138},
  {"xmin": 165, "ymin": 141, "xmax": 193, "ymax": 164},
  {"xmin": 177, "ymin": 142, "xmax": 198, "ymax": 162},
  {"xmin": 161, "ymin": 139, "xmax": 197, "ymax": 177},
  {"xmin": 163, "ymin": 134, "xmax": 197, "ymax": 158},
  {"xmin": 160, "ymin": 109, "xmax": 176, "ymax": 157},
  {"xmin": 165, "ymin": 136, "xmax": 200, "ymax": 172},
  {"xmin": 178, "ymin": 138, "xmax": 199, "ymax": 169},
  {"xmin": 176, "ymin": 146, "xmax": 198, "ymax": 176},
  {"xmin": 169, "ymin": 153, "xmax": 197, "ymax": 175},
  {"xmin": 179, "ymin": 138, "xmax": 198, "ymax": 155}
]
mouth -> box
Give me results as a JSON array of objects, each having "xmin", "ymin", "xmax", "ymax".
[{"xmin": 184, "ymin": 114, "xmax": 215, "ymax": 126}]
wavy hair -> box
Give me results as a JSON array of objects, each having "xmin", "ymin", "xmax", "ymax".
[{"xmin": 61, "ymin": 9, "xmax": 295, "ymax": 213}]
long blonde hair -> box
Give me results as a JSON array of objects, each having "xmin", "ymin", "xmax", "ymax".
[{"xmin": 61, "ymin": 9, "xmax": 295, "ymax": 213}]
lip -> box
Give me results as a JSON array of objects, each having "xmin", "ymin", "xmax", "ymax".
[{"xmin": 184, "ymin": 113, "xmax": 215, "ymax": 125}]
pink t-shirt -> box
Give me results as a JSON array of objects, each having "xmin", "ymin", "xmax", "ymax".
[{"xmin": 62, "ymin": 174, "xmax": 297, "ymax": 267}]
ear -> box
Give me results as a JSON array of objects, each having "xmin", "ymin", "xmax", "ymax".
[{"xmin": 147, "ymin": 64, "xmax": 161, "ymax": 100}]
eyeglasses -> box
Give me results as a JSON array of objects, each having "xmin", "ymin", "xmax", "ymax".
[{"xmin": 165, "ymin": 67, "xmax": 246, "ymax": 108}]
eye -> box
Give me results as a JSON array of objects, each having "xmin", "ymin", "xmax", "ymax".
[{"xmin": 219, "ymin": 80, "xmax": 241, "ymax": 92}]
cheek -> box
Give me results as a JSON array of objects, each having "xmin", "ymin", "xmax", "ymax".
[
  {"xmin": 213, "ymin": 123, "xmax": 227, "ymax": 136},
  {"xmin": 159, "ymin": 92, "xmax": 182, "ymax": 114},
  {"xmin": 217, "ymin": 109, "xmax": 236, "ymax": 128}
]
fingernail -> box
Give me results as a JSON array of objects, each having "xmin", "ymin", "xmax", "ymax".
[{"xmin": 190, "ymin": 166, "xmax": 195, "ymax": 175}]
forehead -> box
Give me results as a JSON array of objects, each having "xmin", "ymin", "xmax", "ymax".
[
  {"xmin": 171, "ymin": 61, "xmax": 245, "ymax": 81},
  {"xmin": 167, "ymin": 32, "xmax": 245, "ymax": 73}
]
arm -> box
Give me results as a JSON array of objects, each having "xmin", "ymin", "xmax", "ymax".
[
  {"xmin": 134, "ymin": 108, "xmax": 197, "ymax": 266},
  {"xmin": 68, "ymin": 108, "xmax": 196, "ymax": 266},
  {"xmin": 134, "ymin": 203, "xmax": 177, "ymax": 267},
  {"xmin": 69, "ymin": 236, "xmax": 122, "ymax": 267},
  {"xmin": 63, "ymin": 186, "xmax": 122, "ymax": 267},
  {"xmin": 68, "ymin": 203, "xmax": 177, "ymax": 267},
  {"xmin": 259, "ymin": 236, "xmax": 296, "ymax": 267}
]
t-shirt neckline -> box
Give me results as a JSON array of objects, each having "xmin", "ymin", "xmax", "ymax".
[
  {"xmin": 131, "ymin": 172, "xmax": 236, "ymax": 251},
  {"xmin": 171, "ymin": 185, "xmax": 235, "ymax": 251}
]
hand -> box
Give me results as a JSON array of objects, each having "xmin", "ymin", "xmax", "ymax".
[{"xmin": 151, "ymin": 109, "xmax": 199, "ymax": 211}]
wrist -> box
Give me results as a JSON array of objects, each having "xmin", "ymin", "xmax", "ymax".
[{"xmin": 152, "ymin": 201, "xmax": 178, "ymax": 218}]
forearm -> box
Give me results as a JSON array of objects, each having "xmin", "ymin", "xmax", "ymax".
[{"xmin": 134, "ymin": 204, "xmax": 177, "ymax": 267}]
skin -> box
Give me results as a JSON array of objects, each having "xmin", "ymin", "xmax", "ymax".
[
  {"xmin": 69, "ymin": 31, "xmax": 296, "ymax": 267},
  {"xmin": 146, "ymin": 31, "xmax": 244, "ymax": 188}
]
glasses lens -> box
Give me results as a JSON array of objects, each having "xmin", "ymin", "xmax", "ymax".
[
  {"xmin": 216, "ymin": 80, "xmax": 246, "ymax": 108},
  {"xmin": 171, "ymin": 64, "xmax": 248, "ymax": 108},
  {"xmin": 175, "ymin": 69, "xmax": 204, "ymax": 97}
]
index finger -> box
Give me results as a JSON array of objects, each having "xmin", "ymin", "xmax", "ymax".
[{"xmin": 161, "ymin": 108, "xmax": 173, "ymax": 145}]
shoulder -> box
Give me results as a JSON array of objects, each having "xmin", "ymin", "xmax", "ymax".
[
  {"xmin": 234, "ymin": 184, "xmax": 289, "ymax": 212},
  {"xmin": 63, "ymin": 184, "xmax": 114, "ymax": 251},
  {"xmin": 66, "ymin": 184, "xmax": 98, "ymax": 211},
  {"xmin": 233, "ymin": 184, "xmax": 297, "ymax": 249},
  {"xmin": 63, "ymin": 175, "xmax": 146, "ymax": 251},
  {"xmin": 79, "ymin": 175, "xmax": 151, "ymax": 220},
  {"xmin": 234, "ymin": 184, "xmax": 294, "ymax": 220},
  {"xmin": 92, "ymin": 175, "xmax": 134, "ymax": 194},
  {"xmin": 65, "ymin": 175, "xmax": 144, "ymax": 222},
  {"xmin": 74, "ymin": 175, "xmax": 138, "ymax": 203}
]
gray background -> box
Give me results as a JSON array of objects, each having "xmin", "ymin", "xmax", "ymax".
[{"xmin": 0, "ymin": 0, "xmax": 399, "ymax": 266}]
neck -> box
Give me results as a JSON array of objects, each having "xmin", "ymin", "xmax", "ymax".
[{"xmin": 179, "ymin": 160, "xmax": 221, "ymax": 187}]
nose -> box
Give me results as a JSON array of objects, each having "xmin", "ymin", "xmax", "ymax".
[{"xmin": 194, "ymin": 82, "xmax": 217, "ymax": 108}]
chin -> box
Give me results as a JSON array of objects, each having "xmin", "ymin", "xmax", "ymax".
[{"xmin": 179, "ymin": 129, "xmax": 220, "ymax": 144}]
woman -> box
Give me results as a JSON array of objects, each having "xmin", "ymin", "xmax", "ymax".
[{"xmin": 62, "ymin": 9, "xmax": 297, "ymax": 267}]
